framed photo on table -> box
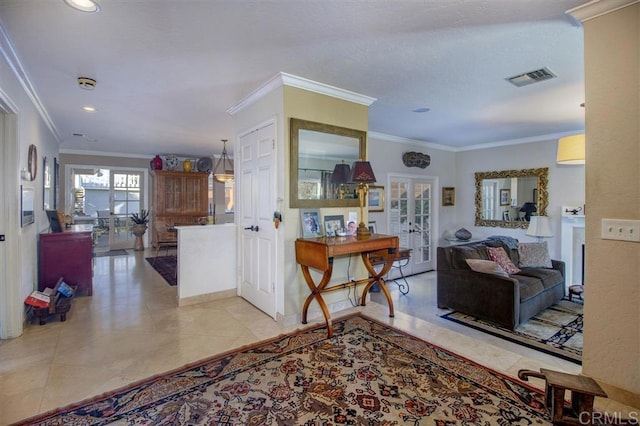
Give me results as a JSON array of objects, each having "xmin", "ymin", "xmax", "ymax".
[
  {"xmin": 368, "ymin": 185, "xmax": 384, "ymax": 212},
  {"xmin": 324, "ymin": 215, "xmax": 344, "ymax": 236},
  {"xmin": 300, "ymin": 209, "xmax": 322, "ymax": 238}
]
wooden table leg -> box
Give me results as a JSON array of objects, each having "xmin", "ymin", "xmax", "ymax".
[
  {"xmin": 360, "ymin": 249, "xmax": 396, "ymax": 318},
  {"xmin": 300, "ymin": 264, "xmax": 335, "ymax": 336}
]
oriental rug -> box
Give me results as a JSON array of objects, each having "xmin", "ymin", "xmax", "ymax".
[
  {"xmin": 145, "ymin": 255, "xmax": 177, "ymax": 286},
  {"xmin": 14, "ymin": 313, "xmax": 552, "ymax": 425},
  {"xmin": 442, "ymin": 299, "xmax": 583, "ymax": 364}
]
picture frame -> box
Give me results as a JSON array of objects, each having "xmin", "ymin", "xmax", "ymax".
[
  {"xmin": 324, "ymin": 215, "xmax": 345, "ymax": 236},
  {"xmin": 442, "ymin": 187, "xmax": 455, "ymax": 206},
  {"xmin": 300, "ymin": 209, "xmax": 322, "ymax": 238},
  {"xmin": 21, "ymin": 185, "xmax": 35, "ymax": 227},
  {"xmin": 500, "ymin": 188, "xmax": 510, "ymax": 206},
  {"xmin": 368, "ymin": 221, "xmax": 377, "ymax": 234},
  {"xmin": 368, "ymin": 185, "xmax": 384, "ymax": 212},
  {"xmin": 502, "ymin": 211, "xmax": 511, "ymax": 221}
]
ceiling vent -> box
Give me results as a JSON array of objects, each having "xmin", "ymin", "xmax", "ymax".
[
  {"xmin": 506, "ymin": 67, "xmax": 556, "ymax": 87},
  {"xmin": 77, "ymin": 77, "xmax": 97, "ymax": 90}
]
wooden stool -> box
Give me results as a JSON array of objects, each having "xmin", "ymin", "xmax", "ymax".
[
  {"xmin": 568, "ymin": 285, "xmax": 584, "ymax": 302},
  {"xmin": 519, "ymin": 368, "xmax": 607, "ymax": 425}
]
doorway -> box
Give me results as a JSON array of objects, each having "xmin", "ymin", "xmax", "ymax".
[
  {"xmin": 387, "ymin": 175, "xmax": 438, "ymax": 276},
  {"xmin": 67, "ymin": 165, "xmax": 147, "ymax": 251}
]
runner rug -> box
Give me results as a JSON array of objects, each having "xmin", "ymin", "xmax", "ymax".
[
  {"xmin": 441, "ymin": 299, "xmax": 583, "ymax": 364},
  {"xmin": 14, "ymin": 313, "xmax": 551, "ymax": 425},
  {"xmin": 145, "ymin": 255, "xmax": 177, "ymax": 286}
]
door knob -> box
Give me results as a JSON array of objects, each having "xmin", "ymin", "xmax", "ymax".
[{"xmin": 244, "ymin": 225, "xmax": 259, "ymax": 232}]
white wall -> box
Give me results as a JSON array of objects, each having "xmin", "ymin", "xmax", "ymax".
[{"xmin": 0, "ymin": 32, "xmax": 60, "ymax": 337}]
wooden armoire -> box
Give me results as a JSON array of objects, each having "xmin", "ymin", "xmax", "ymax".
[{"xmin": 150, "ymin": 170, "xmax": 209, "ymax": 247}]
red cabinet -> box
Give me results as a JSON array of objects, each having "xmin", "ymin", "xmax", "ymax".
[{"xmin": 39, "ymin": 226, "xmax": 93, "ymax": 296}]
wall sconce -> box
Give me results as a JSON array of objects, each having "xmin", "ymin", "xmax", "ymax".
[
  {"xmin": 349, "ymin": 160, "xmax": 377, "ymax": 237},
  {"xmin": 330, "ymin": 161, "xmax": 351, "ymax": 199},
  {"xmin": 557, "ymin": 134, "xmax": 585, "ymax": 164}
]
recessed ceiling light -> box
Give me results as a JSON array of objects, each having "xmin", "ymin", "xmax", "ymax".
[
  {"xmin": 412, "ymin": 107, "xmax": 430, "ymax": 113},
  {"xmin": 63, "ymin": 0, "xmax": 100, "ymax": 13},
  {"xmin": 82, "ymin": 106, "xmax": 96, "ymax": 112}
]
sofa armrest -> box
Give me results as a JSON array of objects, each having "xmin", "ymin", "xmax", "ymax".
[
  {"xmin": 437, "ymin": 269, "xmax": 520, "ymax": 329},
  {"xmin": 551, "ymin": 259, "xmax": 565, "ymax": 278}
]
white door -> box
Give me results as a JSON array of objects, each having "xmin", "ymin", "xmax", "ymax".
[
  {"xmin": 388, "ymin": 176, "xmax": 435, "ymax": 275},
  {"xmin": 238, "ymin": 122, "xmax": 277, "ymax": 318}
]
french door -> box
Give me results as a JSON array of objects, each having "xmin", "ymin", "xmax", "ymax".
[
  {"xmin": 67, "ymin": 166, "xmax": 146, "ymax": 251},
  {"xmin": 108, "ymin": 170, "xmax": 144, "ymax": 250},
  {"xmin": 388, "ymin": 176, "xmax": 436, "ymax": 275}
]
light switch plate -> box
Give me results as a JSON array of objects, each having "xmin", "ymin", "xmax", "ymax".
[{"xmin": 601, "ymin": 219, "xmax": 640, "ymax": 242}]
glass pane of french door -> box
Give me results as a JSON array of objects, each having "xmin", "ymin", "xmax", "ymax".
[{"xmin": 109, "ymin": 170, "xmax": 143, "ymax": 250}]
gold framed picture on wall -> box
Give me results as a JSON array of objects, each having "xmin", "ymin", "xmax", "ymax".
[{"xmin": 442, "ymin": 187, "xmax": 455, "ymax": 206}]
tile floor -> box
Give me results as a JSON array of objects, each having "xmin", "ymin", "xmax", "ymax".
[{"xmin": 0, "ymin": 250, "xmax": 634, "ymax": 424}]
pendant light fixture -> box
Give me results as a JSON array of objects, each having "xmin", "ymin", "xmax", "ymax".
[{"xmin": 213, "ymin": 139, "xmax": 234, "ymax": 183}]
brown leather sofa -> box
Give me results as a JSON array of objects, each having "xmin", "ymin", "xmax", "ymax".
[{"xmin": 437, "ymin": 239, "xmax": 565, "ymax": 330}]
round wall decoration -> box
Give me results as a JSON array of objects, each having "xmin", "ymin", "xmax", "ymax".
[{"xmin": 27, "ymin": 144, "xmax": 38, "ymax": 181}]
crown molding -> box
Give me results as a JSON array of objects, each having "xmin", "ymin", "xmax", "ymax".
[
  {"xmin": 227, "ymin": 72, "xmax": 376, "ymax": 116},
  {"xmin": 368, "ymin": 130, "xmax": 585, "ymax": 153},
  {"xmin": 0, "ymin": 24, "xmax": 61, "ymax": 142},
  {"xmin": 567, "ymin": 0, "xmax": 639, "ymax": 23}
]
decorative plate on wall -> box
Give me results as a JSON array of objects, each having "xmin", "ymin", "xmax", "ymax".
[
  {"xmin": 165, "ymin": 155, "xmax": 179, "ymax": 170},
  {"xmin": 196, "ymin": 157, "xmax": 212, "ymax": 173}
]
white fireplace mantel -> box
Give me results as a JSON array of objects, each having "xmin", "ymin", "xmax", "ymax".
[{"xmin": 560, "ymin": 215, "xmax": 585, "ymax": 289}]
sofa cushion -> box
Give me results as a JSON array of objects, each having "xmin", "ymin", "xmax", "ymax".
[
  {"xmin": 450, "ymin": 245, "xmax": 490, "ymax": 269},
  {"xmin": 487, "ymin": 246, "xmax": 521, "ymax": 275},
  {"xmin": 515, "ymin": 268, "xmax": 564, "ymax": 289},
  {"xmin": 518, "ymin": 242, "xmax": 552, "ymax": 268},
  {"xmin": 465, "ymin": 259, "xmax": 508, "ymax": 276},
  {"xmin": 515, "ymin": 275, "xmax": 545, "ymax": 302}
]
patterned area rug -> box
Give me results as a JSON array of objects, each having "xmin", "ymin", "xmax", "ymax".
[
  {"xmin": 442, "ymin": 299, "xmax": 583, "ymax": 364},
  {"xmin": 145, "ymin": 255, "xmax": 176, "ymax": 286},
  {"xmin": 14, "ymin": 314, "xmax": 551, "ymax": 425}
]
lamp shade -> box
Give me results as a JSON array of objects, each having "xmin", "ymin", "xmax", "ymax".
[
  {"xmin": 349, "ymin": 161, "xmax": 377, "ymax": 184},
  {"xmin": 519, "ymin": 202, "xmax": 537, "ymax": 221},
  {"xmin": 330, "ymin": 162, "xmax": 351, "ymax": 184},
  {"xmin": 526, "ymin": 216, "xmax": 553, "ymax": 239},
  {"xmin": 557, "ymin": 134, "xmax": 585, "ymax": 164}
]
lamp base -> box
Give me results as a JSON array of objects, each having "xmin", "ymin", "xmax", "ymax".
[{"xmin": 356, "ymin": 222, "xmax": 371, "ymax": 237}]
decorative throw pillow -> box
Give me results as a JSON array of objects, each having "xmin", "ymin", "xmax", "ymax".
[
  {"xmin": 518, "ymin": 242, "xmax": 553, "ymax": 268},
  {"xmin": 465, "ymin": 259, "xmax": 508, "ymax": 277},
  {"xmin": 486, "ymin": 246, "xmax": 521, "ymax": 275}
]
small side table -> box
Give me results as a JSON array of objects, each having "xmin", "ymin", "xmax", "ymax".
[
  {"xmin": 518, "ymin": 368, "xmax": 607, "ymax": 425},
  {"xmin": 568, "ymin": 284, "xmax": 584, "ymax": 302}
]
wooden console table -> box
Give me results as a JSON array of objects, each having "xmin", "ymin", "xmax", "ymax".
[{"xmin": 295, "ymin": 234, "xmax": 399, "ymax": 337}]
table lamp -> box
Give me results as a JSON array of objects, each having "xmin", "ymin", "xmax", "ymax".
[
  {"xmin": 526, "ymin": 216, "xmax": 553, "ymax": 242},
  {"xmin": 330, "ymin": 161, "xmax": 351, "ymax": 199},
  {"xmin": 520, "ymin": 202, "xmax": 537, "ymax": 221},
  {"xmin": 349, "ymin": 160, "xmax": 377, "ymax": 237}
]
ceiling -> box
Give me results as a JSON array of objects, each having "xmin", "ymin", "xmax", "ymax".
[{"xmin": 0, "ymin": 0, "xmax": 586, "ymax": 158}]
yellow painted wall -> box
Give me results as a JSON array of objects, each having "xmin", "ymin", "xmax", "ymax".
[
  {"xmin": 282, "ymin": 86, "xmax": 370, "ymax": 318},
  {"xmin": 583, "ymin": 3, "xmax": 639, "ymax": 406}
]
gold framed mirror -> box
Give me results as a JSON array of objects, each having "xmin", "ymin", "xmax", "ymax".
[
  {"xmin": 290, "ymin": 118, "xmax": 366, "ymax": 208},
  {"xmin": 474, "ymin": 167, "xmax": 548, "ymax": 229}
]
